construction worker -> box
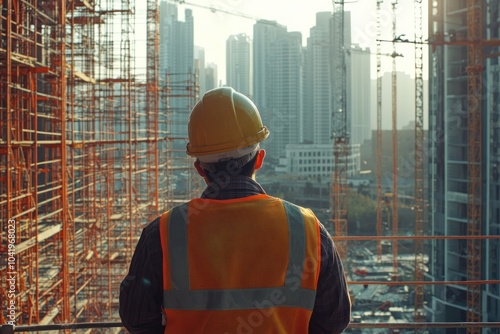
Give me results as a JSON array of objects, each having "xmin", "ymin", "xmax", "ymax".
[{"xmin": 119, "ymin": 87, "xmax": 351, "ymax": 333}]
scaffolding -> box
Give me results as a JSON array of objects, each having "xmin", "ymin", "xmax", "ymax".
[
  {"xmin": 0, "ymin": 0, "xmax": 193, "ymax": 326},
  {"xmin": 163, "ymin": 71, "xmax": 202, "ymax": 204},
  {"xmin": 1, "ymin": 0, "xmax": 71, "ymax": 324}
]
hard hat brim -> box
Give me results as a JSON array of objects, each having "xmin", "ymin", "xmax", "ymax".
[{"xmin": 186, "ymin": 126, "xmax": 269, "ymax": 157}]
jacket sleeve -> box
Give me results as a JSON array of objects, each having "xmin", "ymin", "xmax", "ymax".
[
  {"xmin": 119, "ymin": 218, "xmax": 165, "ymax": 334},
  {"xmin": 308, "ymin": 222, "xmax": 351, "ymax": 334}
]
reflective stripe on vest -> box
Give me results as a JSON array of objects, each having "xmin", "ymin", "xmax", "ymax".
[{"xmin": 163, "ymin": 199, "xmax": 316, "ymax": 311}]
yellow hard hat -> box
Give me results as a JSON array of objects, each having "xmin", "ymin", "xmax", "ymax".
[{"xmin": 186, "ymin": 87, "xmax": 269, "ymax": 158}]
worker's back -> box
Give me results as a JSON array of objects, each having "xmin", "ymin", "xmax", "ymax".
[{"xmin": 159, "ymin": 194, "xmax": 321, "ymax": 333}]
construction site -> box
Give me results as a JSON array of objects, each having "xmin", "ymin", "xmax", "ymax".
[{"xmin": 1, "ymin": 0, "xmax": 500, "ymax": 332}]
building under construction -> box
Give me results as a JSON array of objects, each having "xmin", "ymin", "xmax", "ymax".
[
  {"xmin": 1, "ymin": 0, "xmax": 500, "ymax": 332},
  {"xmin": 428, "ymin": 0, "xmax": 500, "ymax": 328}
]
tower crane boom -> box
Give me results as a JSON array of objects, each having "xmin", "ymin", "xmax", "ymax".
[{"xmin": 169, "ymin": 0, "xmax": 260, "ymax": 21}]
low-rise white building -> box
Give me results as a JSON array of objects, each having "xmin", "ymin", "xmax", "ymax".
[{"xmin": 275, "ymin": 143, "xmax": 361, "ymax": 178}]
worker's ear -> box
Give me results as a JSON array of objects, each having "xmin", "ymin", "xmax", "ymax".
[
  {"xmin": 254, "ymin": 149, "xmax": 266, "ymax": 171},
  {"xmin": 194, "ymin": 159, "xmax": 206, "ymax": 177}
]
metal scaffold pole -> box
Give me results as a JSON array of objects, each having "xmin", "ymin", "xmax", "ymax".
[
  {"xmin": 413, "ymin": 0, "xmax": 426, "ymax": 324},
  {"xmin": 164, "ymin": 71, "xmax": 200, "ymax": 205},
  {"xmin": 146, "ymin": 0, "xmax": 160, "ymax": 220},
  {"xmin": 390, "ymin": 0, "xmax": 399, "ymax": 280},
  {"xmin": 375, "ymin": 0, "xmax": 384, "ymax": 263},
  {"xmin": 466, "ymin": 0, "xmax": 483, "ymax": 331}
]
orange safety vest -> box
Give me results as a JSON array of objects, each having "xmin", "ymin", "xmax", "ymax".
[{"xmin": 159, "ymin": 194, "xmax": 321, "ymax": 334}]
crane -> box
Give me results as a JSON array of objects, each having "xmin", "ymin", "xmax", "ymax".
[
  {"xmin": 331, "ymin": 0, "xmax": 349, "ymax": 262},
  {"xmin": 169, "ymin": 0, "xmax": 260, "ymax": 21},
  {"xmin": 390, "ymin": 0, "xmax": 399, "ymax": 281}
]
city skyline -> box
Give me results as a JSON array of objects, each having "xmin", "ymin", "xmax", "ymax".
[{"xmin": 141, "ymin": 0, "xmax": 428, "ymax": 83}]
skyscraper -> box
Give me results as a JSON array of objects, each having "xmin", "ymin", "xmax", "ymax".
[
  {"xmin": 159, "ymin": 1, "xmax": 194, "ymax": 139},
  {"xmin": 302, "ymin": 11, "xmax": 352, "ymax": 146},
  {"xmin": 226, "ymin": 34, "xmax": 252, "ymax": 97},
  {"xmin": 277, "ymin": 11, "xmax": 363, "ymax": 180},
  {"xmin": 304, "ymin": 12, "xmax": 333, "ymax": 145},
  {"xmin": 159, "ymin": 1, "xmax": 176, "ymax": 80},
  {"xmin": 253, "ymin": 20, "xmax": 302, "ymax": 160},
  {"xmin": 159, "ymin": 2, "xmax": 194, "ymax": 79},
  {"xmin": 349, "ymin": 44, "xmax": 371, "ymax": 145},
  {"xmin": 428, "ymin": 0, "xmax": 500, "ymax": 325},
  {"xmin": 253, "ymin": 20, "xmax": 287, "ymax": 117},
  {"xmin": 205, "ymin": 63, "xmax": 218, "ymax": 92},
  {"xmin": 194, "ymin": 46, "xmax": 207, "ymax": 95}
]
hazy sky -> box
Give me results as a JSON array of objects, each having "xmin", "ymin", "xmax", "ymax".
[
  {"xmin": 168, "ymin": 0, "xmax": 429, "ymax": 82},
  {"xmin": 131, "ymin": 1, "xmax": 429, "ymax": 129}
]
